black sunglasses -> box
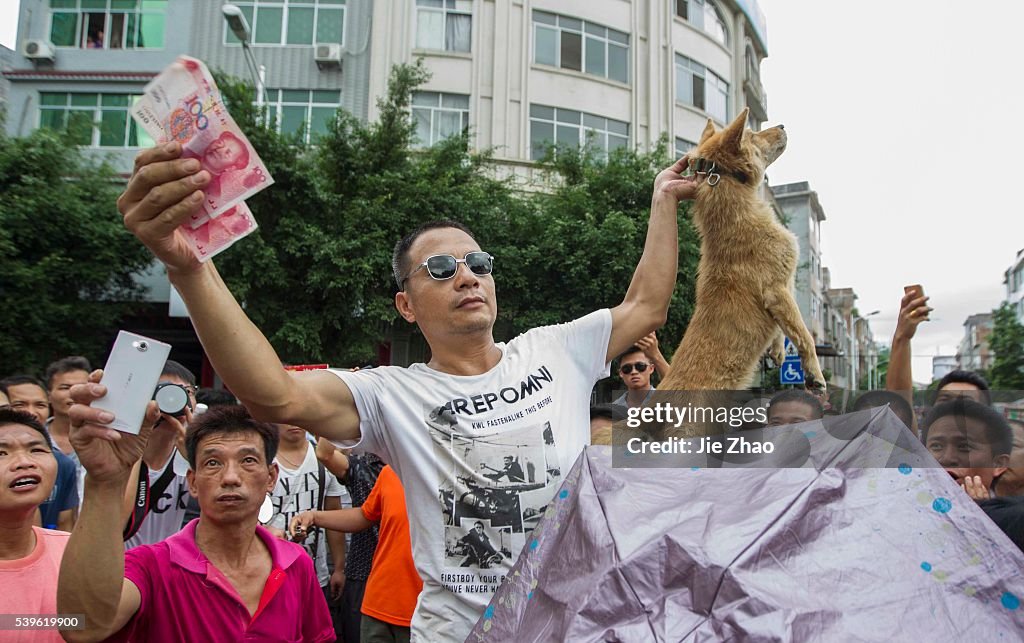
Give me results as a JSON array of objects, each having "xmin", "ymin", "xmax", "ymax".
[
  {"xmin": 619, "ymin": 362, "xmax": 650, "ymax": 375},
  {"xmin": 403, "ymin": 252, "xmax": 494, "ymax": 288}
]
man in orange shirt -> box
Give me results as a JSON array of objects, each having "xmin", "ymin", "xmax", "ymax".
[
  {"xmin": 292, "ymin": 465, "xmax": 421, "ymax": 642},
  {"xmin": 0, "ymin": 408, "xmax": 70, "ymax": 643}
]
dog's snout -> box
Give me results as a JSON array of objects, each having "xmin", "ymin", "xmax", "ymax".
[{"xmin": 777, "ymin": 124, "xmax": 785, "ymax": 130}]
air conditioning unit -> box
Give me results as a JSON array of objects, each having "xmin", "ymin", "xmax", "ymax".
[
  {"xmin": 23, "ymin": 39, "xmax": 56, "ymax": 61},
  {"xmin": 314, "ymin": 43, "xmax": 343, "ymax": 69}
]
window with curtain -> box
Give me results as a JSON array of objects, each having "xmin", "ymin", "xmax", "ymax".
[
  {"xmin": 38, "ymin": 92, "xmax": 155, "ymax": 148},
  {"xmin": 224, "ymin": 0, "xmax": 345, "ymax": 46},
  {"xmin": 675, "ymin": 54, "xmax": 729, "ymax": 122},
  {"xmin": 262, "ymin": 89, "xmax": 342, "ymax": 143},
  {"xmin": 411, "ymin": 91, "xmax": 470, "ymax": 147},
  {"xmin": 674, "ymin": 0, "xmax": 729, "ymax": 46},
  {"xmin": 529, "ymin": 104, "xmax": 629, "ymax": 160},
  {"xmin": 48, "ymin": 0, "xmax": 167, "ymax": 49},
  {"xmin": 532, "ymin": 11, "xmax": 629, "ymax": 84},
  {"xmin": 415, "ymin": 0, "xmax": 472, "ymax": 53}
]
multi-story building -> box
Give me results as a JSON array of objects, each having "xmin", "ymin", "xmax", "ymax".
[
  {"xmin": 771, "ymin": 180, "xmax": 825, "ymax": 343},
  {"xmin": 957, "ymin": 313, "xmax": 994, "ymax": 373},
  {"xmin": 368, "ymin": 0, "xmax": 770, "ymax": 185},
  {"xmin": 0, "ymin": 45, "xmax": 12, "ymax": 108},
  {"xmin": 4, "ymin": 0, "xmax": 368, "ymax": 174},
  {"xmin": 1005, "ymin": 247, "xmax": 1024, "ymax": 324}
]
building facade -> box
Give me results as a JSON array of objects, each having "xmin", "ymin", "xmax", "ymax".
[
  {"xmin": 932, "ymin": 355, "xmax": 956, "ymax": 383},
  {"xmin": 4, "ymin": 0, "xmax": 368, "ymax": 174},
  {"xmin": 957, "ymin": 313, "xmax": 993, "ymax": 373},
  {"xmin": 771, "ymin": 181, "xmax": 825, "ymax": 343},
  {"xmin": 367, "ymin": 0, "xmax": 770, "ymax": 186},
  {"xmin": 1005, "ymin": 247, "xmax": 1024, "ymax": 324}
]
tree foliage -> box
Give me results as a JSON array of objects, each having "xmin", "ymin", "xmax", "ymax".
[
  {"xmin": 212, "ymin": 62, "xmax": 699, "ymax": 366},
  {"xmin": 987, "ymin": 302, "xmax": 1024, "ymax": 390},
  {"xmin": 0, "ymin": 128, "xmax": 151, "ymax": 375}
]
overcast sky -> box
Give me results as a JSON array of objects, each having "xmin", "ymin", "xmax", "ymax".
[{"xmin": 3, "ymin": 1, "xmax": 1021, "ymax": 383}]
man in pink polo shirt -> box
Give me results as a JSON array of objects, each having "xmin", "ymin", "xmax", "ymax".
[{"xmin": 57, "ymin": 386, "xmax": 334, "ymax": 642}]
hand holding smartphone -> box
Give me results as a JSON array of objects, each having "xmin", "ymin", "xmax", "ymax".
[{"xmin": 93, "ymin": 331, "xmax": 171, "ymax": 435}]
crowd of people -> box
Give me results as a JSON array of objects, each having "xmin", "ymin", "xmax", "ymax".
[{"xmin": 1, "ymin": 144, "xmax": 1022, "ymax": 642}]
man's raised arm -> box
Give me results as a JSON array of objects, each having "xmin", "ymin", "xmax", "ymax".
[
  {"xmin": 608, "ymin": 156, "xmax": 698, "ymax": 362},
  {"xmin": 118, "ymin": 143, "xmax": 359, "ymax": 443}
]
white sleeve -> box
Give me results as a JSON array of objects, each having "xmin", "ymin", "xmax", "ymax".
[
  {"xmin": 327, "ymin": 368, "xmax": 385, "ymax": 456},
  {"xmin": 539, "ymin": 309, "xmax": 613, "ymax": 382},
  {"xmin": 325, "ymin": 471, "xmax": 344, "ymax": 498}
]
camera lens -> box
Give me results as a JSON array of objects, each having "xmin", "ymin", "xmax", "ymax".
[{"xmin": 154, "ymin": 382, "xmax": 190, "ymax": 417}]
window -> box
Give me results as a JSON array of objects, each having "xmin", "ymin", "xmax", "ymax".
[
  {"xmin": 264, "ymin": 89, "xmax": 341, "ymax": 143},
  {"xmin": 675, "ymin": 137, "xmax": 695, "ymax": 158},
  {"xmin": 529, "ymin": 104, "xmax": 629, "ymax": 160},
  {"xmin": 38, "ymin": 92, "xmax": 154, "ymax": 148},
  {"xmin": 675, "ymin": 54, "xmax": 728, "ymax": 122},
  {"xmin": 533, "ymin": 11, "xmax": 629, "ymax": 84},
  {"xmin": 412, "ymin": 92, "xmax": 470, "ymax": 147},
  {"xmin": 225, "ymin": 0, "xmax": 345, "ymax": 46},
  {"xmin": 415, "ymin": 0, "xmax": 471, "ymax": 53},
  {"xmin": 674, "ymin": 0, "xmax": 729, "ymax": 46},
  {"xmin": 49, "ymin": 0, "xmax": 167, "ymax": 49}
]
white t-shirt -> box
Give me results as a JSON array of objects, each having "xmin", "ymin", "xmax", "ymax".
[
  {"xmin": 269, "ymin": 442, "xmax": 344, "ymax": 587},
  {"xmin": 125, "ymin": 456, "xmax": 192, "ymax": 550},
  {"xmin": 332, "ymin": 309, "xmax": 611, "ymax": 642}
]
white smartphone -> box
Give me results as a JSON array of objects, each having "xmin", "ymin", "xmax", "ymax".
[{"xmin": 93, "ymin": 331, "xmax": 171, "ymax": 435}]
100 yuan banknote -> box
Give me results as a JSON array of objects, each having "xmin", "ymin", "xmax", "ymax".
[
  {"xmin": 131, "ymin": 56, "xmax": 273, "ymax": 228},
  {"xmin": 180, "ymin": 202, "xmax": 259, "ymax": 263}
]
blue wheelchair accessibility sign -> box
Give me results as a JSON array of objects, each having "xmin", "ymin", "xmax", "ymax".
[{"xmin": 780, "ymin": 337, "xmax": 805, "ymax": 385}]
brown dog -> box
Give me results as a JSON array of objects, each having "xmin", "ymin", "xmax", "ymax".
[{"xmin": 658, "ymin": 108, "xmax": 825, "ymax": 394}]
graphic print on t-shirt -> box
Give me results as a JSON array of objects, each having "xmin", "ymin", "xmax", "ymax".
[{"xmin": 426, "ymin": 397, "xmax": 559, "ymax": 596}]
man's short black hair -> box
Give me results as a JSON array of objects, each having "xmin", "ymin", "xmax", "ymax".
[
  {"xmin": 184, "ymin": 405, "xmax": 279, "ymax": 468},
  {"xmin": 0, "ymin": 408, "xmax": 53, "ymax": 449},
  {"xmin": 161, "ymin": 360, "xmax": 196, "ymax": 386},
  {"xmin": 0, "ymin": 375, "xmax": 47, "ymax": 397},
  {"xmin": 852, "ymin": 390, "xmax": 914, "ymax": 427},
  {"xmin": 768, "ymin": 389, "xmax": 824, "ymax": 419},
  {"xmin": 616, "ymin": 346, "xmax": 646, "ymax": 364},
  {"xmin": 922, "ymin": 398, "xmax": 1013, "ymax": 457},
  {"xmin": 392, "ymin": 219, "xmax": 477, "ymax": 290},
  {"xmin": 934, "ymin": 370, "xmax": 991, "ymax": 405},
  {"xmin": 44, "ymin": 356, "xmax": 92, "ymax": 389}
]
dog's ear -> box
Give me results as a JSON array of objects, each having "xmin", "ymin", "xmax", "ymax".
[
  {"xmin": 699, "ymin": 119, "xmax": 716, "ymax": 145},
  {"xmin": 721, "ymin": 108, "xmax": 750, "ymax": 151}
]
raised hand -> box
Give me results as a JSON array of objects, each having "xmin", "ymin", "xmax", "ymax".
[
  {"xmin": 118, "ymin": 142, "xmax": 211, "ymax": 274},
  {"xmin": 653, "ymin": 155, "xmax": 700, "ymax": 203},
  {"xmin": 68, "ymin": 370, "xmax": 158, "ymax": 484},
  {"xmin": 894, "ymin": 285, "xmax": 932, "ymax": 342}
]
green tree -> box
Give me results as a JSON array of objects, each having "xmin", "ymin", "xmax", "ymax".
[
  {"xmin": 987, "ymin": 302, "xmax": 1024, "ymax": 390},
  {"xmin": 0, "ymin": 128, "xmax": 151, "ymax": 375}
]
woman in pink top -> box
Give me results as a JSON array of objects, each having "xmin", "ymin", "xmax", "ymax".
[{"xmin": 0, "ymin": 409, "xmax": 70, "ymax": 643}]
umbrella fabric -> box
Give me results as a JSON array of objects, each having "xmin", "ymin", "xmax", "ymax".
[{"xmin": 468, "ymin": 407, "xmax": 1024, "ymax": 641}]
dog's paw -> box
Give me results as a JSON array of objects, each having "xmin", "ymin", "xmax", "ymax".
[{"xmin": 768, "ymin": 347, "xmax": 785, "ymax": 367}]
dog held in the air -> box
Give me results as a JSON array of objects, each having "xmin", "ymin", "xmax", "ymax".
[{"xmin": 658, "ymin": 108, "xmax": 825, "ymax": 394}]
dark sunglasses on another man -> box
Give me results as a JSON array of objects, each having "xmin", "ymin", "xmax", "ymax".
[
  {"xmin": 619, "ymin": 362, "xmax": 651, "ymax": 375},
  {"xmin": 402, "ymin": 251, "xmax": 494, "ymax": 288}
]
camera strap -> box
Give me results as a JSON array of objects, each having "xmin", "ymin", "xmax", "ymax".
[
  {"xmin": 311, "ymin": 459, "xmax": 326, "ymax": 558},
  {"xmin": 122, "ymin": 460, "xmax": 178, "ymax": 542}
]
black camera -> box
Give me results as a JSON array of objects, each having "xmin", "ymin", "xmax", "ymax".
[{"xmin": 153, "ymin": 382, "xmax": 194, "ymax": 418}]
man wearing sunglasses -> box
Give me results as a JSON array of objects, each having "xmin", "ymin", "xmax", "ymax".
[
  {"xmin": 109, "ymin": 144, "xmax": 699, "ymax": 641},
  {"xmin": 613, "ymin": 333, "xmax": 670, "ymax": 409}
]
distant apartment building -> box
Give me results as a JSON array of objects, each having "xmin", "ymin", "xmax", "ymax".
[
  {"xmin": 957, "ymin": 313, "xmax": 994, "ymax": 373},
  {"xmin": 1005, "ymin": 248, "xmax": 1024, "ymax": 324},
  {"xmin": 771, "ymin": 181, "xmax": 825, "ymax": 341},
  {"xmin": 0, "ymin": 45, "xmax": 12, "ymax": 108}
]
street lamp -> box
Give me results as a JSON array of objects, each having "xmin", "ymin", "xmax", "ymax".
[
  {"xmin": 222, "ymin": 4, "xmax": 268, "ymax": 111},
  {"xmin": 852, "ymin": 310, "xmax": 880, "ymax": 390}
]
